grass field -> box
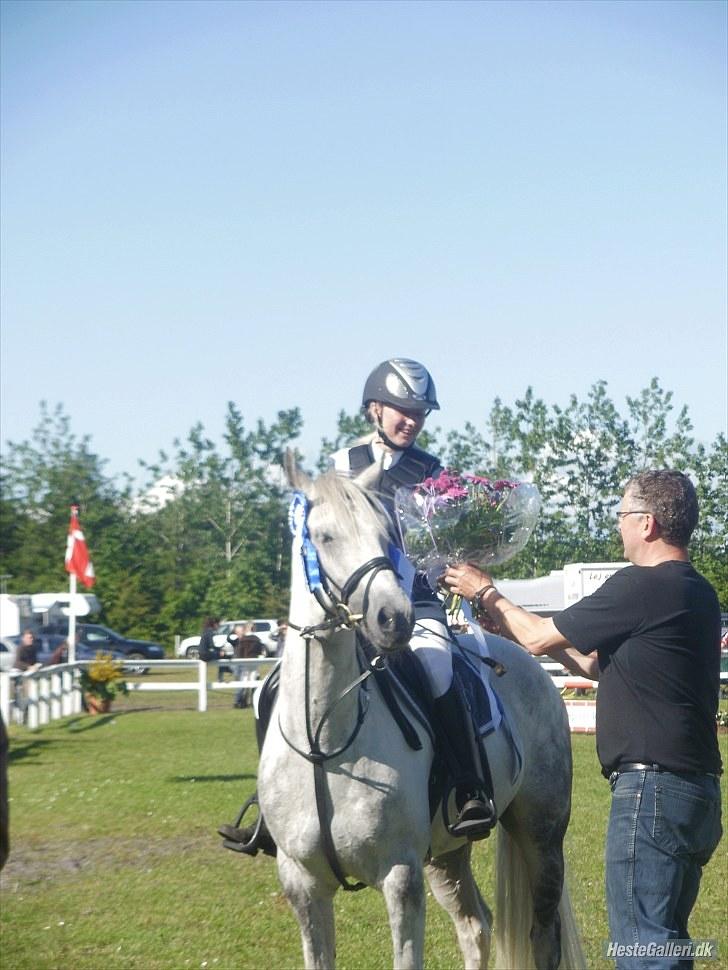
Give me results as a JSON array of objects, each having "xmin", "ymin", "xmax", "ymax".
[{"xmin": 1, "ymin": 686, "xmax": 726, "ymax": 970}]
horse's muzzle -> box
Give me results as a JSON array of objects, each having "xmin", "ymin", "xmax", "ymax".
[{"xmin": 373, "ymin": 603, "xmax": 415, "ymax": 652}]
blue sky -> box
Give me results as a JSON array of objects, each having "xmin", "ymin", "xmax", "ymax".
[{"xmin": 1, "ymin": 0, "xmax": 726, "ymax": 482}]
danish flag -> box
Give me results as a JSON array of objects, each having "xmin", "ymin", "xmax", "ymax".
[{"xmin": 65, "ymin": 505, "xmax": 96, "ymax": 587}]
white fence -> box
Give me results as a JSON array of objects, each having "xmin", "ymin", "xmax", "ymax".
[
  {"xmin": 0, "ymin": 658, "xmax": 276, "ymax": 729},
  {"xmin": 1, "ymin": 656, "xmax": 598, "ymax": 732}
]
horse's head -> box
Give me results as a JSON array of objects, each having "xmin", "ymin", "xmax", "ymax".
[{"xmin": 285, "ymin": 451, "xmax": 414, "ymax": 652}]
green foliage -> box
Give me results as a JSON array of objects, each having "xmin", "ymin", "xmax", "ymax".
[
  {"xmin": 316, "ymin": 408, "xmax": 371, "ymax": 470},
  {"xmin": 1, "ymin": 380, "xmax": 725, "ymax": 653}
]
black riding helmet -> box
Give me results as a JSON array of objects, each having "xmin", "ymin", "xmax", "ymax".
[{"xmin": 362, "ymin": 358, "xmax": 440, "ymax": 414}]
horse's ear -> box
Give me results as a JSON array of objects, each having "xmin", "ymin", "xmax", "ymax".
[
  {"xmin": 353, "ymin": 461, "xmax": 382, "ymax": 493},
  {"xmin": 284, "ymin": 448, "xmax": 312, "ymax": 494}
]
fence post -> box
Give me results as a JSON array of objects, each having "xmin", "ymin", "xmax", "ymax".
[
  {"xmin": 50, "ymin": 670, "xmax": 62, "ymax": 720},
  {"xmin": 198, "ymin": 660, "xmax": 207, "ymax": 712},
  {"xmin": 61, "ymin": 669, "xmax": 73, "ymax": 716},
  {"xmin": 72, "ymin": 666, "xmax": 82, "ymax": 714},
  {"xmin": 38, "ymin": 674, "xmax": 50, "ymax": 726},
  {"xmin": 26, "ymin": 677, "xmax": 38, "ymax": 730}
]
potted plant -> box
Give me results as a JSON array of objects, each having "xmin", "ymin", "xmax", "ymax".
[{"xmin": 79, "ymin": 652, "xmax": 129, "ymax": 714}]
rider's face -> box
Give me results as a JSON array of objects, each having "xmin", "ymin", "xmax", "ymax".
[{"xmin": 376, "ymin": 403, "xmax": 427, "ymax": 448}]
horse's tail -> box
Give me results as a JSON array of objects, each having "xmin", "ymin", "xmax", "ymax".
[
  {"xmin": 557, "ymin": 872, "xmax": 586, "ymax": 970},
  {"xmin": 494, "ymin": 825, "xmax": 586, "ymax": 970}
]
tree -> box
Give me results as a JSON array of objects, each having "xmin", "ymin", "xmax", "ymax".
[
  {"xmin": 690, "ymin": 434, "xmax": 728, "ymax": 605},
  {"xmin": 135, "ymin": 402, "xmax": 301, "ymax": 639},
  {"xmin": 317, "ymin": 410, "xmax": 371, "ymax": 470},
  {"xmin": 0, "ymin": 402, "xmax": 127, "ymax": 594}
]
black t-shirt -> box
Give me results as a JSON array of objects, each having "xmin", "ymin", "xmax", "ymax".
[{"xmin": 554, "ymin": 561, "xmax": 722, "ymax": 776}]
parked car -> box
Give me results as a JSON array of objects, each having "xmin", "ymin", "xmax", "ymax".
[
  {"xmin": 175, "ymin": 618, "xmax": 279, "ymax": 659},
  {"xmin": 0, "ymin": 637, "xmax": 16, "ymax": 673},
  {"xmin": 39, "ymin": 623, "xmax": 165, "ymax": 663},
  {"xmin": 75, "ymin": 623, "xmax": 165, "ymax": 662}
]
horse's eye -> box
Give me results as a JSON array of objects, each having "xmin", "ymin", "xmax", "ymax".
[{"xmin": 313, "ymin": 531, "xmax": 334, "ymax": 546}]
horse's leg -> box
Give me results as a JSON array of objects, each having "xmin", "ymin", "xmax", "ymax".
[
  {"xmin": 380, "ymin": 862, "xmax": 427, "ymax": 970},
  {"xmin": 497, "ymin": 804, "xmax": 568, "ymax": 970},
  {"xmin": 276, "ymin": 852, "xmax": 336, "ymax": 970},
  {"xmin": 426, "ymin": 846, "xmax": 492, "ymax": 970}
]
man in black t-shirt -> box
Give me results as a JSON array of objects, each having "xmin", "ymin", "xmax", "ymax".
[{"xmin": 444, "ymin": 470, "xmax": 722, "ymax": 970}]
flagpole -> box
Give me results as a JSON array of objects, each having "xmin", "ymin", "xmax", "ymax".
[{"xmin": 68, "ymin": 572, "xmax": 77, "ymax": 664}]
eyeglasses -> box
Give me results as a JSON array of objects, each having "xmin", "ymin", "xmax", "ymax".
[{"xmin": 616, "ymin": 510, "xmax": 651, "ymax": 520}]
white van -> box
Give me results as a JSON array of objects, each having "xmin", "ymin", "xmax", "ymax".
[{"xmin": 176, "ymin": 618, "xmax": 280, "ymax": 658}]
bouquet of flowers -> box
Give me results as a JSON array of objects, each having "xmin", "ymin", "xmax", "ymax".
[{"xmin": 394, "ymin": 470, "xmax": 541, "ymax": 587}]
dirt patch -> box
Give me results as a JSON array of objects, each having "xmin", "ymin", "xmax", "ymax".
[{"xmin": 0, "ymin": 833, "xmax": 203, "ymax": 889}]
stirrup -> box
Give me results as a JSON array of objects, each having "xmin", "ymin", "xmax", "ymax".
[
  {"xmin": 447, "ymin": 795, "xmax": 497, "ymax": 841},
  {"xmin": 218, "ymin": 793, "xmax": 263, "ymax": 855}
]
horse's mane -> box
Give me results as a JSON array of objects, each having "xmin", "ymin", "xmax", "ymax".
[{"xmin": 312, "ymin": 470, "xmax": 391, "ymax": 541}]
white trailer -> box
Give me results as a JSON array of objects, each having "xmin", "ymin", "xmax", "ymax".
[
  {"xmin": 0, "ymin": 592, "xmax": 101, "ymax": 638},
  {"xmin": 497, "ymin": 561, "xmax": 628, "ymax": 614}
]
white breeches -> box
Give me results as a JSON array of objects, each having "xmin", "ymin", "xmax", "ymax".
[{"xmin": 409, "ymin": 614, "xmax": 453, "ymax": 699}]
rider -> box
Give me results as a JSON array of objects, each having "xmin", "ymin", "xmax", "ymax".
[{"xmin": 219, "ymin": 358, "xmax": 496, "ymax": 852}]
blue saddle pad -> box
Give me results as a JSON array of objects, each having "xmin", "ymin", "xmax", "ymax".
[{"xmin": 452, "ymin": 651, "xmax": 499, "ymax": 737}]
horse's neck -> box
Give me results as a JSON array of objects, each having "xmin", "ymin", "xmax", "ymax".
[{"xmin": 279, "ymin": 573, "xmax": 364, "ymax": 751}]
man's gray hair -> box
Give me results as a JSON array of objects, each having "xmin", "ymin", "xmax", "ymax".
[{"xmin": 626, "ymin": 469, "xmax": 698, "ymax": 547}]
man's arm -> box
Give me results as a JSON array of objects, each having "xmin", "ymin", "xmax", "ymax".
[
  {"xmin": 443, "ymin": 563, "xmax": 592, "ymax": 667},
  {"xmin": 548, "ymin": 646, "xmax": 599, "ymax": 680}
]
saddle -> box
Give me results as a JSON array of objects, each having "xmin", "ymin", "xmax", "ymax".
[{"xmin": 384, "ymin": 645, "xmax": 502, "ymax": 824}]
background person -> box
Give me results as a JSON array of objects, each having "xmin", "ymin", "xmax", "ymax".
[
  {"xmin": 272, "ymin": 618, "xmax": 288, "ymax": 657},
  {"xmin": 444, "ymin": 469, "xmax": 722, "ymax": 969},
  {"xmin": 198, "ymin": 617, "xmax": 220, "ymax": 663},
  {"xmin": 228, "ymin": 623, "xmax": 264, "ymax": 708},
  {"xmin": 12, "ymin": 629, "xmax": 41, "ymax": 721},
  {"xmin": 46, "ymin": 630, "xmax": 81, "ymax": 666},
  {"xmin": 13, "ymin": 629, "xmax": 39, "ymax": 672}
]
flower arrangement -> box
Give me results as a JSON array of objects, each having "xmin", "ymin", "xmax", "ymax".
[
  {"xmin": 79, "ymin": 652, "xmax": 129, "ymax": 703},
  {"xmin": 394, "ymin": 470, "xmax": 541, "ymax": 586}
]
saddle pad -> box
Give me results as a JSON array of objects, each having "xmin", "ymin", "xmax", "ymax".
[{"xmin": 452, "ymin": 650, "xmax": 502, "ymax": 738}]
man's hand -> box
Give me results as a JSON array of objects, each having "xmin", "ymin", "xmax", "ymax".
[{"xmin": 443, "ymin": 563, "xmax": 495, "ymax": 603}]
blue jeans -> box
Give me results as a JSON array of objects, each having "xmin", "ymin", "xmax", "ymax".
[{"xmin": 606, "ymin": 768, "xmax": 722, "ymax": 969}]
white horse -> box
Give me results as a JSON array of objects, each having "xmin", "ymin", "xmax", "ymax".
[{"xmin": 257, "ymin": 462, "xmax": 584, "ymax": 970}]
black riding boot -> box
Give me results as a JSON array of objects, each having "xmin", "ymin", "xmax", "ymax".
[{"xmin": 431, "ymin": 682, "xmax": 497, "ymax": 841}]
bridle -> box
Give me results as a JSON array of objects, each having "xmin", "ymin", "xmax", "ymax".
[
  {"xmin": 289, "ymin": 554, "xmax": 398, "ymax": 641},
  {"xmin": 287, "ymin": 489, "xmax": 400, "ymax": 643}
]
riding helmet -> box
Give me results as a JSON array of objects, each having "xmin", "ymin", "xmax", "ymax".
[{"xmin": 362, "ymin": 358, "xmax": 440, "ymax": 412}]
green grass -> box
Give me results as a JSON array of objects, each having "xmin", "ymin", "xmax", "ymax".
[{"xmin": 1, "ymin": 702, "xmax": 726, "ymax": 970}]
